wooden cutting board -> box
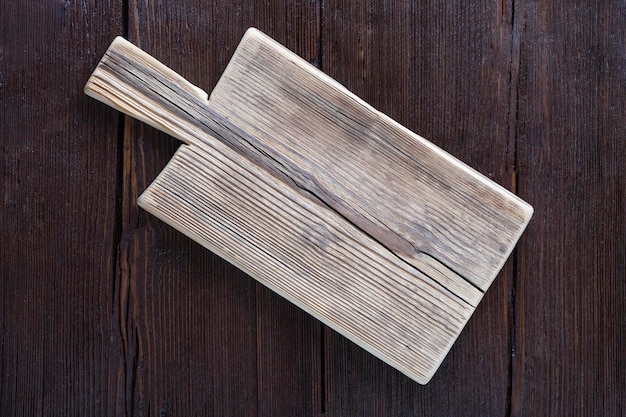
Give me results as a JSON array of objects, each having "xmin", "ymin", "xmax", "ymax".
[{"xmin": 84, "ymin": 28, "xmax": 533, "ymax": 384}]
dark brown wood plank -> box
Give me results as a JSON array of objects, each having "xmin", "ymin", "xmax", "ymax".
[
  {"xmin": 124, "ymin": 1, "xmax": 322, "ymax": 415},
  {"xmin": 3, "ymin": 1, "xmax": 622, "ymax": 415},
  {"xmin": 322, "ymin": 0, "xmax": 517, "ymax": 415},
  {"xmin": 512, "ymin": 1, "xmax": 625, "ymax": 415},
  {"xmin": 0, "ymin": 1, "xmax": 123, "ymax": 416}
]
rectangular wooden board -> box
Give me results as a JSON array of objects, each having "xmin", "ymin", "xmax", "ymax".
[{"xmin": 84, "ymin": 28, "xmax": 533, "ymax": 383}]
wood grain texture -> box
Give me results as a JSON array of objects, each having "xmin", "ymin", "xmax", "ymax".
[
  {"xmin": 512, "ymin": 1, "xmax": 626, "ymax": 415},
  {"xmin": 140, "ymin": 143, "xmax": 474, "ymax": 383},
  {"xmin": 84, "ymin": 28, "xmax": 531, "ymax": 383},
  {"xmin": 0, "ymin": 1, "xmax": 123, "ymax": 416},
  {"xmin": 212, "ymin": 30, "xmax": 532, "ymax": 294},
  {"xmin": 2, "ymin": 0, "xmax": 624, "ymax": 415},
  {"xmin": 321, "ymin": 1, "xmax": 524, "ymax": 415},
  {"xmin": 121, "ymin": 2, "xmax": 323, "ymax": 415}
]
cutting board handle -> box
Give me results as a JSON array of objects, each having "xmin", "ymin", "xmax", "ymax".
[
  {"xmin": 84, "ymin": 32, "xmax": 533, "ymax": 384},
  {"xmin": 84, "ymin": 36, "xmax": 210, "ymax": 142}
]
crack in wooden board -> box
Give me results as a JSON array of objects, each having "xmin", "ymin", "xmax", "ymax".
[
  {"xmin": 84, "ymin": 29, "xmax": 533, "ymax": 383},
  {"xmin": 139, "ymin": 144, "xmax": 475, "ymax": 384},
  {"xmin": 211, "ymin": 29, "xmax": 533, "ymax": 292}
]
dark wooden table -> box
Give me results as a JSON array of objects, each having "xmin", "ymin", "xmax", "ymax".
[{"xmin": 2, "ymin": 1, "xmax": 624, "ymax": 416}]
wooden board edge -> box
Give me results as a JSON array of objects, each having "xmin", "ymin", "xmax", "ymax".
[{"xmin": 137, "ymin": 144, "xmax": 478, "ymax": 385}]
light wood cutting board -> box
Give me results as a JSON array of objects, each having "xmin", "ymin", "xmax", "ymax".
[{"xmin": 84, "ymin": 28, "xmax": 533, "ymax": 384}]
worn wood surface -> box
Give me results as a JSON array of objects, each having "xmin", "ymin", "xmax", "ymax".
[
  {"xmin": 1, "ymin": 0, "xmax": 624, "ymax": 415},
  {"xmin": 84, "ymin": 31, "xmax": 531, "ymax": 383}
]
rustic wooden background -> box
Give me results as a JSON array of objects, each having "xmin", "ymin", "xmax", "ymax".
[{"xmin": 1, "ymin": 1, "xmax": 624, "ymax": 416}]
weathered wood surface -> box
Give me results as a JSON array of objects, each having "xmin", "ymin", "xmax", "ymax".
[
  {"xmin": 1, "ymin": 0, "xmax": 624, "ymax": 415},
  {"xmin": 84, "ymin": 30, "xmax": 531, "ymax": 383}
]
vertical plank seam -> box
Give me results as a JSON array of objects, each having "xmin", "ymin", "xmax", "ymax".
[
  {"xmin": 506, "ymin": 0, "xmax": 522, "ymax": 416},
  {"xmin": 318, "ymin": 0, "xmax": 325, "ymax": 71},
  {"xmin": 255, "ymin": 281, "xmax": 261, "ymax": 417},
  {"xmin": 112, "ymin": 1, "xmax": 131, "ymax": 415},
  {"xmin": 112, "ymin": 112, "xmax": 125, "ymax": 416},
  {"xmin": 111, "ymin": 0, "xmax": 129, "ymax": 377},
  {"xmin": 122, "ymin": 0, "xmax": 129, "ymax": 38}
]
